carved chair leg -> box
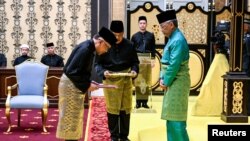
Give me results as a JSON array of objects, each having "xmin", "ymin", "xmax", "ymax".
[
  {"xmin": 5, "ymin": 107, "xmax": 11, "ymax": 132},
  {"xmin": 42, "ymin": 108, "xmax": 48, "ymax": 132},
  {"xmin": 18, "ymin": 109, "xmax": 21, "ymax": 127}
]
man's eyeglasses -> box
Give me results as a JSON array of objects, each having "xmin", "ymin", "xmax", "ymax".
[
  {"xmin": 100, "ymin": 39, "xmax": 111, "ymax": 48},
  {"xmin": 160, "ymin": 21, "xmax": 171, "ymax": 29}
]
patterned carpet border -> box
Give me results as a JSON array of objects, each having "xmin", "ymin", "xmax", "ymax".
[{"xmin": 85, "ymin": 96, "xmax": 110, "ymax": 141}]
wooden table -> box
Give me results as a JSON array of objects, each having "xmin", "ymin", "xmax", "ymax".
[{"xmin": 0, "ymin": 67, "xmax": 89, "ymax": 108}]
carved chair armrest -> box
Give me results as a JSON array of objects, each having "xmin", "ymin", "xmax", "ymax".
[
  {"xmin": 5, "ymin": 75, "xmax": 17, "ymax": 97},
  {"xmin": 6, "ymin": 84, "xmax": 18, "ymax": 108},
  {"xmin": 43, "ymin": 85, "xmax": 49, "ymax": 108},
  {"xmin": 7, "ymin": 84, "xmax": 18, "ymax": 97}
]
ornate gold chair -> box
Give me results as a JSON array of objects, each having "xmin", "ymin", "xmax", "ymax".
[{"xmin": 5, "ymin": 60, "xmax": 49, "ymax": 132}]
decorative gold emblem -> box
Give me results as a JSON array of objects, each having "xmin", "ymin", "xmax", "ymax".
[
  {"xmin": 25, "ymin": 128, "xmax": 34, "ymax": 131},
  {"xmin": 29, "ymin": 121, "xmax": 38, "ymax": 125},
  {"xmin": 19, "ymin": 135, "xmax": 29, "ymax": 139},
  {"xmin": 52, "ymin": 114, "xmax": 58, "ymax": 117},
  {"xmin": 145, "ymin": 2, "xmax": 152, "ymax": 10},
  {"xmin": 232, "ymin": 82, "xmax": 243, "ymax": 114},
  {"xmin": 3, "ymin": 131, "xmax": 12, "ymax": 134},
  {"xmin": 187, "ymin": 3, "xmax": 194, "ymax": 11},
  {"xmin": 49, "ymin": 119, "xmax": 57, "ymax": 122},
  {"xmin": 34, "ymin": 116, "xmax": 41, "ymax": 119},
  {"xmin": 46, "ymin": 125, "xmax": 54, "ymax": 128}
]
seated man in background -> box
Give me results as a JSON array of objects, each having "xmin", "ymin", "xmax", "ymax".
[
  {"xmin": 41, "ymin": 42, "xmax": 64, "ymax": 67},
  {"xmin": 0, "ymin": 53, "xmax": 7, "ymax": 67},
  {"xmin": 13, "ymin": 44, "xmax": 32, "ymax": 66}
]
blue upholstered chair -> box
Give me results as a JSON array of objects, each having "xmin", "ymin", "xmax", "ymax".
[{"xmin": 5, "ymin": 60, "xmax": 49, "ymax": 132}]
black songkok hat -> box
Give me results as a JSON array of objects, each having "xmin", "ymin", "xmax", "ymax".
[
  {"xmin": 156, "ymin": 10, "xmax": 177, "ymax": 24},
  {"xmin": 244, "ymin": 15, "xmax": 250, "ymax": 24},
  {"xmin": 244, "ymin": 19, "xmax": 250, "ymax": 24},
  {"xmin": 46, "ymin": 42, "xmax": 54, "ymax": 47},
  {"xmin": 110, "ymin": 20, "xmax": 124, "ymax": 33},
  {"xmin": 98, "ymin": 27, "xmax": 117, "ymax": 45},
  {"xmin": 138, "ymin": 16, "xmax": 147, "ymax": 22}
]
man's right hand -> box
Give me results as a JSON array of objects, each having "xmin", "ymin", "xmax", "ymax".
[
  {"xmin": 104, "ymin": 70, "xmax": 111, "ymax": 78},
  {"xmin": 88, "ymin": 83, "xmax": 99, "ymax": 92},
  {"xmin": 159, "ymin": 79, "xmax": 167, "ymax": 91}
]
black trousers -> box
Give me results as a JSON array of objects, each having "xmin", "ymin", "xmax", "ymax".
[
  {"xmin": 107, "ymin": 111, "xmax": 130, "ymax": 140},
  {"xmin": 136, "ymin": 99, "xmax": 148, "ymax": 104}
]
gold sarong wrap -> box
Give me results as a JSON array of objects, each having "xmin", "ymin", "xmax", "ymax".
[
  {"xmin": 103, "ymin": 69, "xmax": 133, "ymax": 115},
  {"xmin": 134, "ymin": 54, "xmax": 152, "ymax": 100},
  {"xmin": 56, "ymin": 74, "xmax": 85, "ymax": 140}
]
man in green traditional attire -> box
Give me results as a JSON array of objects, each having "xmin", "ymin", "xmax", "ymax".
[{"xmin": 156, "ymin": 10, "xmax": 190, "ymax": 141}]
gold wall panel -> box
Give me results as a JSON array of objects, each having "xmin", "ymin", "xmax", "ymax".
[
  {"xmin": 177, "ymin": 9, "xmax": 208, "ymax": 44},
  {"xmin": 151, "ymin": 49, "xmax": 162, "ymax": 89},
  {"xmin": 189, "ymin": 50, "xmax": 205, "ymax": 90},
  {"xmin": 216, "ymin": 9, "xmax": 231, "ymax": 23},
  {"xmin": 197, "ymin": 49, "xmax": 206, "ymax": 58}
]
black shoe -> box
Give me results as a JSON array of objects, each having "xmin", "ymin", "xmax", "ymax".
[
  {"xmin": 136, "ymin": 103, "xmax": 141, "ymax": 109},
  {"xmin": 136, "ymin": 101, "xmax": 141, "ymax": 109},
  {"xmin": 111, "ymin": 137, "xmax": 119, "ymax": 141},
  {"xmin": 142, "ymin": 103, "xmax": 149, "ymax": 108},
  {"xmin": 120, "ymin": 138, "xmax": 131, "ymax": 141}
]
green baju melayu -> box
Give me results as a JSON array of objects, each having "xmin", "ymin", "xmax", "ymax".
[{"xmin": 160, "ymin": 28, "xmax": 190, "ymax": 141}]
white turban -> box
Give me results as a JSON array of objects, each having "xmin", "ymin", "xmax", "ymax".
[{"xmin": 20, "ymin": 44, "xmax": 29, "ymax": 49}]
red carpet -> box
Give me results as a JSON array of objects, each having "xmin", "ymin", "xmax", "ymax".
[
  {"xmin": 0, "ymin": 108, "xmax": 88, "ymax": 141},
  {"xmin": 86, "ymin": 96, "xmax": 110, "ymax": 141}
]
